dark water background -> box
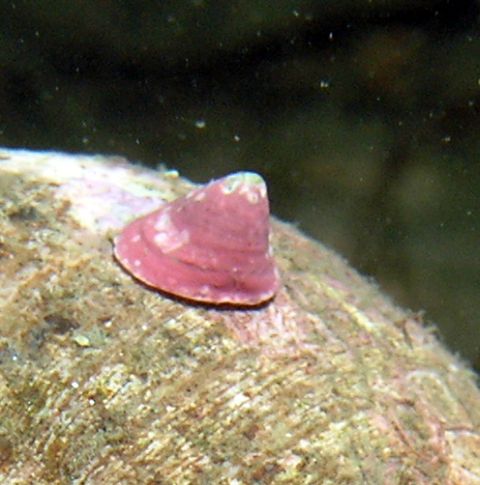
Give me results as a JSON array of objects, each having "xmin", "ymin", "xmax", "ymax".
[{"xmin": 1, "ymin": 1, "xmax": 479, "ymax": 373}]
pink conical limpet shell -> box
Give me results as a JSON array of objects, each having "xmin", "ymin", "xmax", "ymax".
[{"xmin": 113, "ymin": 172, "xmax": 280, "ymax": 305}]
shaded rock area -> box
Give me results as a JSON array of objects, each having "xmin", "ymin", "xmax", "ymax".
[{"xmin": 0, "ymin": 148, "xmax": 479, "ymax": 484}]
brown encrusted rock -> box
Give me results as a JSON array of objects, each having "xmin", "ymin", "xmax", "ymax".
[{"xmin": 0, "ymin": 148, "xmax": 479, "ymax": 484}]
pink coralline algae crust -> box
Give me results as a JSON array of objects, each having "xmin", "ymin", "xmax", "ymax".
[
  {"xmin": 113, "ymin": 172, "xmax": 280, "ymax": 305},
  {"xmin": 213, "ymin": 291, "xmax": 325, "ymax": 357}
]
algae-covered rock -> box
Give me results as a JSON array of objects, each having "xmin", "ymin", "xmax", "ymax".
[{"xmin": 0, "ymin": 148, "xmax": 479, "ymax": 484}]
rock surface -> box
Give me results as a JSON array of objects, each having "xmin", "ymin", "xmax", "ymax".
[{"xmin": 0, "ymin": 148, "xmax": 479, "ymax": 484}]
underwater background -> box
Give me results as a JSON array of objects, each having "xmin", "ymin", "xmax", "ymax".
[{"xmin": 1, "ymin": 1, "xmax": 479, "ymax": 372}]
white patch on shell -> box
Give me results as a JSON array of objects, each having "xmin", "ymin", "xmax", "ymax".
[
  {"xmin": 220, "ymin": 173, "xmax": 267, "ymax": 200},
  {"xmin": 153, "ymin": 232, "xmax": 169, "ymax": 246},
  {"xmin": 153, "ymin": 227, "xmax": 190, "ymax": 253},
  {"xmin": 259, "ymin": 184, "xmax": 267, "ymax": 199},
  {"xmin": 154, "ymin": 211, "xmax": 172, "ymax": 232},
  {"xmin": 133, "ymin": 259, "xmax": 142, "ymax": 267},
  {"xmin": 152, "ymin": 210, "xmax": 190, "ymax": 252},
  {"xmin": 131, "ymin": 234, "xmax": 141, "ymax": 243},
  {"xmin": 221, "ymin": 180, "xmax": 241, "ymax": 194},
  {"xmin": 199, "ymin": 285, "xmax": 211, "ymax": 296},
  {"xmin": 238, "ymin": 182, "xmax": 266, "ymax": 204},
  {"xmin": 193, "ymin": 190, "xmax": 206, "ymax": 202}
]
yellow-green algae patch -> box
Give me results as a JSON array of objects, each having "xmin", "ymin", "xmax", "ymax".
[{"xmin": 0, "ymin": 150, "xmax": 479, "ymax": 484}]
